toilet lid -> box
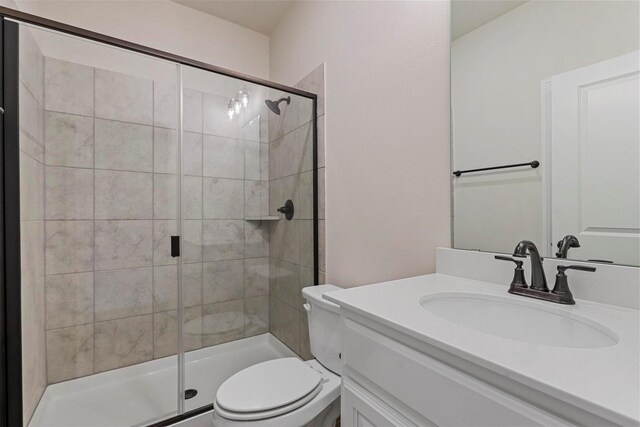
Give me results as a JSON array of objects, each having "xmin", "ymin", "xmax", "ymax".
[{"xmin": 215, "ymin": 357, "xmax": 323, "ymax": 414}]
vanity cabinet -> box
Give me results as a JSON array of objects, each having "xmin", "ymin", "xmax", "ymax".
[{"xmin": 340, "ymin": 317, "xmax": 570, "ymax": 427}]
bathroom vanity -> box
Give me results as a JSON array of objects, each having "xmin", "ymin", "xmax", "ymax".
[{"xmin": 325, "ymin": 249, "xmax": 640, "ymax": 427}]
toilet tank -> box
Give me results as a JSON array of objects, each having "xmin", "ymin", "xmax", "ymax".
[{"xmin": 302, "ymin": 285, "xmax": 343, "ymax": 375}]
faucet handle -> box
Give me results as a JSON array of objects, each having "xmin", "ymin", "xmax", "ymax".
[
  {"xmin": 552, "ymin": 265, "xmax": 596, "ymax": 305},
  {"xmin": 557, "ymin": 265, "xmax": 596, "ymax": 274},
  {"xmin": 494, "ymin": 255, "xmax": 523, "ymax": 266},
  {"xmin": 494, "ymin": 255, "xmax": 527, "ymax": 289}
]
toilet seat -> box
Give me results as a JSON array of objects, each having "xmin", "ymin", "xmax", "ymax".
[{"xmin": 215, "ymin": 357, "xmax": 324, "ymax": 421}]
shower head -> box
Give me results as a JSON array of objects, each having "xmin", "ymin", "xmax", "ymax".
[{"xmin": 265, "ymin": 96, "xmax": 291, "ymax": 115}]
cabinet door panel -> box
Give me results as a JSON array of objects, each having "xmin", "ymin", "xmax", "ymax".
[{"xmin": 342, "ymin": 378, "xmax": 418, "ymax": 427}]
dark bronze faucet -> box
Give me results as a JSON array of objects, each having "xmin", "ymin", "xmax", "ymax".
[
  {"xmin": 556, "ymin": 235, "xmax": 580, "ymax": 258},
  {"xmin": 495, "ymin": 240, "xmax": 596, "ymax": 305},
  {"xmin": 513, "ymin": 240, "xmax": 548, "ymax": 291}
]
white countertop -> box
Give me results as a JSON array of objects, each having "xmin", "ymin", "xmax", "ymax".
[{"xmin": 324, "ymin": 273, "xmax": 640, "ymax": 425}]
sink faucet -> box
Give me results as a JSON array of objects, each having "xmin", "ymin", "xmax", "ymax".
[
  {"xmin": 513, "ymin": 240, "xmax": 548, "ymax": 292},
  {"xmin": 556, "ymin": 235, "xmax": 580, "ymax": 258},
  {"xmin": 496, "ymin": 240, "xmax": 597, "ymax": 305}
]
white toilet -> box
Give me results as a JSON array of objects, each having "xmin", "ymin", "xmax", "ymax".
[{"xmin": 213, "ymin": 285, "xmax": 343, "ymax": 427}]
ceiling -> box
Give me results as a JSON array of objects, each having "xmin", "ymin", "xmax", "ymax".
[
  {"xmin": 174, "ymin": 0, "xmax": 528, "ymax": 40},
  {"xmin": 452, "ymin": 0, "xmax": 528, "ymax": 40},
  {"xmin": 173, "ymin": 0, "xmax": 294, "ymax": 35}
]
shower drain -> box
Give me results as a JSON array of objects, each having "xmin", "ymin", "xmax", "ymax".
[{"xmin": 185, "ymin": 389, "xmax": 198, "ymax": 400}]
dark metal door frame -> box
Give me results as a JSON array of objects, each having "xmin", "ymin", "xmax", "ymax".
[
  {"xmin": 1, "ymin": 17, "xmax": 23, "ymax": 427},
  {"xmin": 0, "ymin": 7, "xmax": 319, "ymax": 426}
]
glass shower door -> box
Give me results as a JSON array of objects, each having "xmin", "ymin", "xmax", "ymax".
[
  {"xmin": 178, "ymin": 65, "xmax": 317, "ymax": 414},
  {"xmin": 178, "ymin": 65, "xmax": 272, "ymax": 412},
  {"xmin": 15, "ymin": 21, "xmax": 182, "ymax": 426}
]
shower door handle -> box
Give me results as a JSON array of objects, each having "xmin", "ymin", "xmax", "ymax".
[{"xmin": 171, "ymin": 236, "xmax": 180, "ymax": 257}]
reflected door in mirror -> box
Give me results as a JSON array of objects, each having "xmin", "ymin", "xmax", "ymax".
[{"xmin": 547, "ymin": 51, "xmax": 640, "ymax": 265}]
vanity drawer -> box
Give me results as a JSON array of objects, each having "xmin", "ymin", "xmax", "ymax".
[{"xmin": 342, "ymin": 319, "xmax": 568, "ymax": 426}]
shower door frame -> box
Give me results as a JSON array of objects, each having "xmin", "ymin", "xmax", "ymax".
[
  {"xmin": 0, "ymin": 17, "xmax": 22, "ymax": 427},
  {"xmin": 0, "ymin": 7, "xmax": 319, "ymax": 426}
]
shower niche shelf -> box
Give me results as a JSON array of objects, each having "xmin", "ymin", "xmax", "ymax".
[{"xmin": 245, "ymin": 216, "xmax": 281, "ymax": 221}]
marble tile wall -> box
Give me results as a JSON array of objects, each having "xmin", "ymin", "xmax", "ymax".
[
  {"xmin": 268, "ymin": 64, "xmax": 325, "ymax": 359},
  {"xmin": 19, "ymin": 26, "xmax": 47, "ymax": 426},
  {"xmin": 42, "ymin": 57, "xmax": 271, "ymax": 384}
]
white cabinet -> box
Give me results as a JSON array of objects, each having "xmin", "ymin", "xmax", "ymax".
[{"xmin": 340, "ymin": 318, "xmax": 571, "ymax": 427}]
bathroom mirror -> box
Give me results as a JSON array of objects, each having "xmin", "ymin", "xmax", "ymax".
[{"xmin": 451, "ymin": 0, "xmax": 640, "ymax": 266}]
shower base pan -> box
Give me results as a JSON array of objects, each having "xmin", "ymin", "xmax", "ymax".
[{"xmin": 29, "ymin": 333, "xmax": 295, "ymax": 427}]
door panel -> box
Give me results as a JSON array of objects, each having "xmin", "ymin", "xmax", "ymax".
[{"xmin": 550, "ymin": 51, "xmax": 640, "ymax": 265}]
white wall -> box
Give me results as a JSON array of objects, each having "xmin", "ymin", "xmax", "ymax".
[
  {"xmin": 1, "ymin": 0, "xmax": 269, "ymax": 79},
  {"xmin": 270, "ymin": 1, "xmax": 451, "ymax": 287},
  {"xmin": 452, "ymin": 0, "xmax": 639, "ymax": 255}
]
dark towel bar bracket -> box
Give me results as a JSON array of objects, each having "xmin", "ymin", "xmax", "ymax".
[{"xmin": 453, "ymin": 160, "xmax": 539, "ymax": 177}]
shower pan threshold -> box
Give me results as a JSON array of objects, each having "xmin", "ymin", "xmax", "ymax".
[{"xmin": 29, "ymin": 333, "xmax": 296, "ymax": 427}]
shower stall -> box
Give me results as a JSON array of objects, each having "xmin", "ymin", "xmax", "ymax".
[{"xmin": 0, "ymin": 10, "xmax": 318, "ymax": 427}]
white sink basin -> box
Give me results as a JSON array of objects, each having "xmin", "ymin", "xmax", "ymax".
[{"xmin": 420, "ymin": 293, "xmax": 618, "ymax": 349}]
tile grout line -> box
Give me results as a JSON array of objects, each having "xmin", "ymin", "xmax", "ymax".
[
  {"xmin": 43, "ymin": 254, "xmax": 270, "ymax": 276},
  {"xmin": 200, "ymin": 89, "xmax": 205, "ymax": 352},
  {"xmin": 151, "ymin": 79, "xmax": 156, "ymax": 361},
  {"xmin": 92, "ymin": 65, "xmax": 97, "ymax": 376},
  {"xmin": 43, "ymin": 108, "xmax": 153, "ymax": 127},
  {"xmin": 42, "ymin": 50, "xmax": 49, "ymax": 386}
]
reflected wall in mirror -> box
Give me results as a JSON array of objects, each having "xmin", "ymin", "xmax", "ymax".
[{"xmin": 451, "ymin": 0, "xmax": 640, "ymax": 266}]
